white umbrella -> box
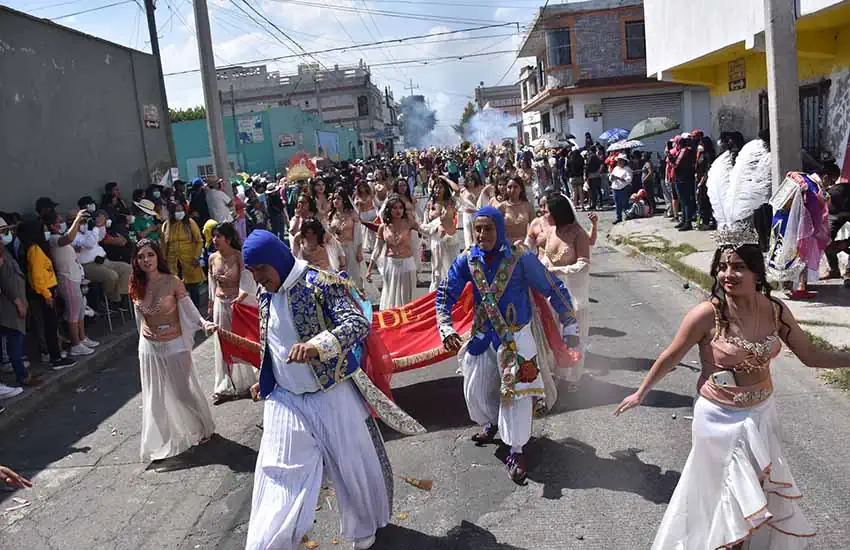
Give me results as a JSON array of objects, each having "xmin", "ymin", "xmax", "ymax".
[{"xmin": 606, "ymin": 139, "xmax": 645, "ymax": 153}]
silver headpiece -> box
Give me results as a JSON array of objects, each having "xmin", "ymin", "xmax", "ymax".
[{"xmin": 706, "ymin": 139, "xmax": 773, "ymax": 249}]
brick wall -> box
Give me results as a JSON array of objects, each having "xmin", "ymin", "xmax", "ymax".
[{"xmin": 573, "ymin": 7, "xmax": 647, "ymax": 80}]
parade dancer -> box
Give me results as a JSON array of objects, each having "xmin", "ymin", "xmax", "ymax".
[
  {"xmin": 129, "ymin": 240, "xmax": 216, "ymax": 469},
  {"xmin": 242, "ymin": 231, "xmax": 423, "ymax": 550},
  {"xmin": 366, "ymin": 196, "xmax": 419, "ymax": 310},
  {"xmin": 421, "ymin": 178, "xmax": 458, "ymax": 292},
  {"xmin": 207, "ymin": 223, "xmax": 257, "ymax": 405},
  {"xmin": 613, "ymin": 144, "xmax": 850, "ymax": 549},
  {"xmin": 437, "ymin": 206, "xmax": 579, "ymax": 483}
]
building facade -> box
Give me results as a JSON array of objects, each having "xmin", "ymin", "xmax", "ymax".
[
  {"xmin": 217, "ymin": 61, "xmax": 398, "ymax": 159},
  {"xmin": 172, "ymin": 106, "xmax": 358, "ymax": 180},
  {"xmin": 644, "ymin": 0, "xmax": 850, "ymax": 168},
  {"xmin": 517, "ymin": 0, "xmax": 710, "ymax": 152},
  {"xmin": 0, "ymin": 5, "xmax": 172, "ymax": 213}
]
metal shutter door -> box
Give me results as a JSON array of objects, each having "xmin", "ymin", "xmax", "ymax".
[{"xmin": 601, "ymin": 93, "xmax": 683, "ymax": 153}]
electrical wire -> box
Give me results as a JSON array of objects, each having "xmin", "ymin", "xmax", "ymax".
[
  {"xmin": 272, "ymin": 0, "xmax": 506, "ymax": 25},
  {"xmin": 238, "ymin": 0, "xmax": 329, "ymax": 69},
  {"xmin": 51, "ymin": 0, "xmax": 135, "ymax": 21}
]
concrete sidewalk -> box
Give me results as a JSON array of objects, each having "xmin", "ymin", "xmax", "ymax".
[{"xmin": 608, "ymin": 214, "xmax": 850, "ymax": 350}]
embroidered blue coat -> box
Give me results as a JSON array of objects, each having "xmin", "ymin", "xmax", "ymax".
[
  {"xmin": 257, "ymin": 268, "xmax": 370, "ymax": 399},
  {"xmin": 435, "ymin": 245, "xmax": 577, "ymax": 356}
]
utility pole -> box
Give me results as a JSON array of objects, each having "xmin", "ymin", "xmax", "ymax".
[
  {"xmin": 404, "ymin": 78, "xmax": 419, "ymax": 97},
  {"xmin": 192, "ymin": 0, "xmax": 232, "ymax": 196},
  {"xmin": 229, "ymin": 83, "xmax": 241, "ymax": 170},
  {"xmin": 764, "ymin": 0, "xmax": 802, "ymax": 193},
  {"xmin": 143, "ymin": 0, "xmax": 176, "ymax": 169}
]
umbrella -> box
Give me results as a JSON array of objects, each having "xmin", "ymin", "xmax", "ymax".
[
  {"xmin": 607, "ymin": 139, "xmax": 645, "ymax": 153},
  {"xmin": 628, "ymin": 117, "xmax": 680, "ymax": 140},
  {"xmin": 598, "ymin": 128, "xmax": 629, "ymax": 143}
]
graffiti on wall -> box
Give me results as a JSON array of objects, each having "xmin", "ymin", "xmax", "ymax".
[{"xmin": 825, "ymin": 68, "xmax": 850, "ymax": 168}]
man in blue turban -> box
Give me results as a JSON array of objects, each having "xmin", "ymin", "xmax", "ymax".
[
  {"xmin": 241, "ymin": 230, "xmax": 423, "ymax": 550},
  {"xmin": 436, "ymin": 206, "xmax": 579, "ymax": 483}
]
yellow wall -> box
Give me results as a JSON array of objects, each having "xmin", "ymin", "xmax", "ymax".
[{"xmin": 668, "ymin": 11, "xmax": 850, "ymax": 97}]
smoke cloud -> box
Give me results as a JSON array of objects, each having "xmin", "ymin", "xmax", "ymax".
[
  {"xmin": 399, "ymin": 96, "xmax": 437, "ymax": 149},
  {"xmin": 464, "ymin": 109, "xmax": 517, "ymax": 147}
]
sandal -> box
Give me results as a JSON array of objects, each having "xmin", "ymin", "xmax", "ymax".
[
  {"xmin": 506, "ymin": 452, "xmax": 527, "ymax": 484},
  {"xmin": 471, "ymin": 424, "xmax": 498, "ymax": 444}
]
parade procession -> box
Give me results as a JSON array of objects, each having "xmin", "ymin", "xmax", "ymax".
[{"xmin": 4, "ymin": 0, "xmax": 850, "ymax": 549}]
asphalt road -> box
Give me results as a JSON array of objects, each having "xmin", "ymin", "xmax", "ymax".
[{"xmin": 2, "ymin": 214, "xmax": 850, "ymax": 549}]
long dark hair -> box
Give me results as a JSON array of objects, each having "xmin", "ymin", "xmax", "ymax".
[
  {"xmin": 17, "ymin": 220, "xmax": 50, "ymax": 260},
  {"xmin": 430, "ymin": 178, "xmax": 454, "ymax": 204},
  {"xmin": 381, "ymin": 195, "xmax": 407, "ymax": 225},
  {"xmin": 329, "ymin": 188, "xmax": 355, "ymax": 221},
  {"xmin": 709, "ymin": 244, "xmax": 791, "ymax": 337},
  {"xmin": 129, "ymin": 239, "xmax": 171, "ymax": 301},
  {"xmin": 507, "ymin": 177, "xmax": 528, "ymax": 202},
  {"xmin": 301, "ymin": 217, "xmax": 326, "ymax": 246},
  {"xmin": 296, "ymin": 193, "xmax": 318, "ymax": 216},
  {"xmin": 546, "ymin": 193, "xmax": 576, "ymax": 227},
  {"xmin": 213, "ymin": 221, "xmax": 242, "ymax": 251},
  {"xmin": 393, "ymin": 179, "xmax": 412, "ymax": 200}
]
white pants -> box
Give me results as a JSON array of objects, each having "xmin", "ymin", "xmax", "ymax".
[
  {"xmin": 462, "ymin": 346, "xmax": 533, "ymax": 450},
  {"xmin": 246, "ymin": 381, "xmax": 391, "ymax": 550}
]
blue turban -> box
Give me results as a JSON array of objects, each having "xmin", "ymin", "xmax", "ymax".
[
  {"xmin": 470, "ymin": 205, "xmax": 511, "ymax": 260},
  {"xmin": 242, "ymin": 230, "xmax": 295, "ymax": 282}
]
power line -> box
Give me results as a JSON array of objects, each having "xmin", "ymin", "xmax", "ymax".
[
  {"xmin": 272, "ymin": 0, "xmax": 506, "ymax": 25},
  {"xmin": 238, "ymin": 0, "xmax": 329, "ymax": 69},
  {"xmin": 29, "ymin": 0, "xmax": 87, "ymax": 12},
  {"xmin": 163, "ymin": 23, "xmax": 520, "ymax": 75},
  {"xmin": 51, "ymin": 0, "xmax": 134, "ymax": 21}
]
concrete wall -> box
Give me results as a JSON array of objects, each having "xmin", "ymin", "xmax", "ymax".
[
  {"xmin": 0, "ymin": 6, "xmax": 170, "ymax": 214},
  {"xmin": 574, "ymin": 6, "xmax": 647, "ymax": 80}
]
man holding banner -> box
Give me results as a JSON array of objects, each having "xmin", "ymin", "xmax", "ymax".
[{"xmin": 436, "ymin": 206, "xmax": 580, "ymax": 483}]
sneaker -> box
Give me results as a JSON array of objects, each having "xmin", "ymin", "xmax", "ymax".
[
  {"xmin": 82, "ymin": 338, "xmax": 100, "ymax": 348},
  {"xmin": 70, "ymin": 344, "xmax": 95, "ymax": 357},
  {"xmin": 51, "ymin": 357, "xmax": 77, "ymax": 370},
  {"xmin": 0, "ymin": 383, "xmax": 23, "ymax": 400},
  {"xmin": 84, "ymin": 306, "xmax": 96, "ymax": 318},
  {"xmin": 353, "ymin": 535, "xmax": 376, "ymax": 550}
]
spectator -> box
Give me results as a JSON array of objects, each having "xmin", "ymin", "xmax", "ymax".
[
  {"xmin": 188, "ymin": 178, "xmax": 211, "ymax": 227},
  {"xmin": 17, "ymin": 221, "xmax": 76, "ymax": 370},
  {"xmin": 674, "ymin": 134, "xmax": 698, "ymax": 231},
  {"xmin": 265, "ymin": 182, "xmax": 286, "ymax": 240},
  {"xmin": 146, "ymin": 184, "xmax": 168, "ymax": 222},
  {"xmin": 0, "ymin": 217, "xmax": 38, "ymax": 391},
  {"xmin": 79, "ymin": 196, "xmax": 131, "ymax": 263},
  {"xmin": 130, "ymin": 198, "xmax": 161, "ymax": 244},
  {"xmin": 625, "ymin": 190, "xmax": 651, "ymax": 220},
  {"xmin": 695, "ymin": 136, "xmax": 717, "ymax": 230},
  {"xmin": 161, "ymin": 202, "xmax": 204, "ymax": 307},
  {"xmin": 205, "ymin": 178, "xmax": 234, "ymax": 223},
  {"xmin": 567, "ymin": 149, "xmax": 585, "ymax": 210},
  {"xmin": 609, "ymin": 153, "xmax": 633, "ymax": 224},
  {"xmin": 45, "ymin": 210, "xmax": 97, "ymax": 356},
  {"xmin": 173, "ymin": 180, "xmax": 187, "ymax": 205},
  {"xmin": 75, "ymin": 210, "xmax": 132, "ymax": 310},
  {"xmin": 584, "ymin": 146, "xmax": 604, "ymax": 211},
  {"xmin": 35, "ymin": 197, "xmax": 58, "ymax": 221},
  {"xmin": 641, "ymin": 152, "xmax": 656, "ymax": 216},
  {"xmin": 661, "ymin": 140, "xmax": 677, "ymax": 220},
  {"xmin": 101, "ymin": 182, "xmax": 131, "ymax": 232},
  {"xmin": 823, "ymin": 162, "xmax": 850, "ymax": 284}
]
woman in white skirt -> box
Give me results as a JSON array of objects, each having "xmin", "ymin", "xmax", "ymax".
[
  {"xmin": 207, "ymin": 222, "xmax": 258, "ymax": 405},
  {"xmin": 615, "ymin": 241, "xmax": 850, "ymax": 549},
  {"xmin": 129, "ymin": 239, "xmax": 216, "ymax": 469},
  {"xmin": 366, "ymin": 195, "xmax": 418, "ymax": 310},
  {"xmin": 421, "ymin": 177, "xmax": 458, "ymax": 292},
  {"xmin": 329, "ymin": 188, "xmax": 363, "ymax": 288},
  {"xmin": 354, "ymin": 180, "xmax": 378, "ymax": 255}
]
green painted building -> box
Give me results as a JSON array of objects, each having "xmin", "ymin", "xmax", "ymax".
[{"xmin": 172, "ymin": 106, "xmax": 359, "ymax": 180}]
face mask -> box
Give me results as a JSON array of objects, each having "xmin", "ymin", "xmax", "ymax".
[
  {"xmin": 58, "ymin": 222, "xmax": 67, "ymax": 233},
  {"xmin": 1, "ymin": 234, "xmax": 12, "ymax": 245},
  {"xmin": 153, "ymin": 191, "xmax": 161, "ymax": 199},
  {"xmin": 174, "ymin": 212, "xmax": 186, "ymax": 221},
  {"xmin": 79, "ymin": 225, "xmax": 87, "ymax": 233},
  {"xmin": 44, "ymin": 231, "xmax": 51, "ymax": 241},
  {"xmin": 697, "ymin": 145, "xmax": 705, "ymax": 152},
  {"xmin": 717, "ymin": 139, "xmax": 724, "ymax": 149},
  {"xmin": 87, "ymin": 204, "xmax": 96, "ymax": 213},
  {"xmin": 128, "ymin": 215, "xmax": 136, "ymax": 224},
  {"xmin": 106, "ymin": 219, "xmax": 112, "ymax": 228}
]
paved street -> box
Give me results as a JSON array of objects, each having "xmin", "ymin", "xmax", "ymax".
[{"xmin": 3, "ymin": 217, "xmax": 850, "ymax": 549}]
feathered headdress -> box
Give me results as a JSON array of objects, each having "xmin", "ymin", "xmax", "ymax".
[{"xmin": 706, "ymin": 139, "xmax": 773, "ymax": 248}]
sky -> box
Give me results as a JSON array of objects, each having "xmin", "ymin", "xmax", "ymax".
[{"xmin": 7, "ymin": 0, "xmax": 577, "ymax": 130}]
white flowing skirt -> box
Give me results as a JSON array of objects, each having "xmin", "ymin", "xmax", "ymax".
[
  {"xmin": 360, "ymin": 212, "xmax": 377, "ymax": 253},
  {"xmin": 212, "ymin": 296, "xmax": 259, "ymax": 397},
  {"xmin": 653, "ymin": 396, "xmax": 815, "ymax": 549},
  {"xmin": 379, "ymin": 256, "xmax": 416, "ymax": 310},
  {"xmin": 429, "ymin": 234, "xmax": 458, "ymax": 292},
  {"xmin": 341, "ymin": 241, "xmax": 362, "ymax": 290},
  {"xmin": 138, "ymin": 336, "xmax": 216, "ymax": 462},
  {"xmin": 462, "ymin": 212, "xmax": 476, "ymax": 250},
  {"xmin": 549, "ymin": 266, "xmax": 590, "ymax": 383},
  {"xmin": 246, "ymin": 381, "xmax": 392, "ymax": 550}
]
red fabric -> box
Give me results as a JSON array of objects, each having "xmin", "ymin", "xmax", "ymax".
[
  {"xmin": 361, "ymin": 332, "xmax": 395, "ymax": 400},
  {"xmin": 371, "ymin": 284, "xmax": 475, "ymax": 373},
  {"xmin": 532, "ymin": 291, "xmax": 580, "ymax": 370},
  {"xmin": 219, "ymin": 303, "xmax": 261, "ymax": 368}
]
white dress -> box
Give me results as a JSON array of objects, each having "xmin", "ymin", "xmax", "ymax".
[
  {"xmin": 370, "ymin": 227, "xmax": 417, "ymax": 311},
  {"xmin": 542, "ymin": 255, "xmax": 590, "ymax": 384},
  {"xmin": 135, "ymin": 278, "xmax": 215, "ymax": 462},
  {"xmin": 421, "ymin": 203, "xmax": 459, "ymax": 292}
]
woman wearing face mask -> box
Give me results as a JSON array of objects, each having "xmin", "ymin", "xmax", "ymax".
[
  {"xmin": 146, "ymin": 185, "xmax": 167, "ymax": 222},
  {"xmin": 46, "ymin": 210, "xmax": 98, "ymax": 357},
  {"xmin": 161, "ymin": 202, "xmax": 205, "ymax": 308},
  {"xmin": 130, "ymin": 198, "xmax": 161, "ymax": 243}
]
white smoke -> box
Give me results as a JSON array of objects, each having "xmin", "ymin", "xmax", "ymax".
[
  {"xmin": 420, "ymin": 125, "xmax": 462, "ymax": 148},
  {"xmin": 464, "ymin": 109, "xmax": 517, "ymax": 147}
]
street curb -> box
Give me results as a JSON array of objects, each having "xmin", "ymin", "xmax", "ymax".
[
  {"xmin": 0, "ymin": 327, "xmax": 139, "ymax": 432},
  {"xmin": 603, "ymin": 233, "xmax": 712, "ymax": 299}
]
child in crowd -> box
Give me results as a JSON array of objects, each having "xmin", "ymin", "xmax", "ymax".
[{"xmin": 625, "ymin": 189, "xmax": 651, "ymax": 220}]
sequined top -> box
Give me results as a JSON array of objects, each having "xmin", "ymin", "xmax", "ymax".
[
  {"xmin": 378, "ymin": 222, "xmax": 414, "ymax": 258},
  {"xmin": 330, "ymin": 211, "xmax": 357, "ymax": 244},
  {"xmin": 135, "ymin": 274, "xmax": 187, "ymax": 342},
  {"xmin": 209, "ymin": 252, "xmax": 242, "ymax": 299}
]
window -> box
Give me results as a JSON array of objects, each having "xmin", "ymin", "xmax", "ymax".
[
  {"xmin": 758, "ymin": 80, "xmax": 831, "ymax": 157},
  {"xmin": 541, "ymin": 112, "xmax": 551, "ymax": 134},
  {"xmin": 198, "ymin": 164, "xmax": 214, "ymax": 177},
  {"xmin": 537, "ymin": 58, "xmax": 546, "ymax": 89},
  {"xmin": 523, "ymin": 132, "xmax": 530, "ymax": 145},
  {"xmin": 624, "ymin": 20, "xmax": 646, "ymax": 60},
  {"xmin": 531, "ymin": 127, "xmax": 539, "ymax": 140},
  {"xmin": 358, "ymin": 95, "xmax": 369, "ymax": 117},
  {"xmin": 547, "ymin": 29, "xmax": 572, "ymax": 67}
]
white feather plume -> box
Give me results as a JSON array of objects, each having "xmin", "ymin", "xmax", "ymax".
[
  {"xmin": 706, "ymin": 150, "xmax": 734, "ymax": 226},
  {"xmin": 708, "ymin": 139, "xmax": 772, "ymax": 227}
]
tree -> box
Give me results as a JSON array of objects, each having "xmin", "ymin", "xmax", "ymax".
[
  {"xmin": 169, "ymin": 106, "xmax": 207, "ymax": 122},
  {"xmin": 453, "ymin": 102, "xmax": 476, "ymax": 136}
]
